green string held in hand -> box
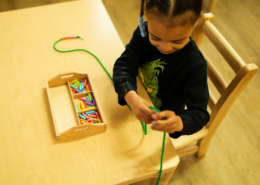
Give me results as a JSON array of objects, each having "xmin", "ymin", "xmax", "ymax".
[
  {"xmin": 148, "ymin": 106, "xmax": 167, "ymax": 185},
  {"xmin": 53, "ymin": 36, "xmax": 166, "ymax": 185}
]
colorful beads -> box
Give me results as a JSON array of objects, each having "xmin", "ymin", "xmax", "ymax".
[
  {"xmin": 70, "ymin": 78, "xmax": 101, "ymax": 125},
  {"xmin": 78, "ymin": 111, "xmax": 101, "ymax": 124},
  {"xmin": 69, "ymin": 78, "xmax": 90, "ymax": 94},
  {"xmin": 76, "ymin": 92, "xmax": 96, "ymax": 110},
  {"xmin": 79, "ymin": 114, "xmax": 86, "ymax": 120},
  {"xmin": 75, "ymin": 104, "xmax": 79, "ymax": 112}
]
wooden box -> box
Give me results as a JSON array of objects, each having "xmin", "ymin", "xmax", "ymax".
[{"xmin": 46, "ymin": 72, "xmax": 107, "ymax": 141}]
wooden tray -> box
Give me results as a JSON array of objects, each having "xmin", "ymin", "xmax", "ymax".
[{"xmin": 46, "ymin": 72, "xmax": 107, "ymax": 141}]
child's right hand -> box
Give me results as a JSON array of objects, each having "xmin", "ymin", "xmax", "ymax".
[{"xmin": 124, "ymin": 90, "xmax": 154, "ymax": 124}]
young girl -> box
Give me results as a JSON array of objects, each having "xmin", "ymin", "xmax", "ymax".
[{"xmin": 113, "ymin": 0, "xmax": 210, "ymax": 138}]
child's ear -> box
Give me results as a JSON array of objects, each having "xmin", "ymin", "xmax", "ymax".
[
  {"xmin": 193, "ymin": 11, "xmax": 203, "ymax": 28},
  {"xmin": 194, "ymin": 20, "xmax": 199, "ymax": 28}
]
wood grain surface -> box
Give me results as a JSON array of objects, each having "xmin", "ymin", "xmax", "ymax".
[{"xmin": 0, "ymin": 1, "xmax": 179, "ymax": 184}]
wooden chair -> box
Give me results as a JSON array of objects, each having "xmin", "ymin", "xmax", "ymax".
[
  {"xmin": 170, "ymin": 13, "xmax": 258, "ymax": 158},
  {"xmin": 208, "ymin": 0, "xmax": 218, "ymax": 13}
]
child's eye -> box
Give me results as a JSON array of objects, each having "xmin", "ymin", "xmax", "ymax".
[
  {"xmin": 151, "ymin": 36, "xmax": 183, "ymax": 44},
  {"xmin": 172, "ymin": 41, "xmax": 183, "ymax": 44},
  {"xmin": 151, "ymin": 37, "xmax": 160, "ymax": 41}
]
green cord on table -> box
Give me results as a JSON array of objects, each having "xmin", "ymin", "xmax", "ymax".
[
  {"xmin": 53, "ymin": 36, "xmax": 165, "ymax": 185},
  {"xmin": 53, "ymin": 36, "xmax": 113, "ymax": 81}
]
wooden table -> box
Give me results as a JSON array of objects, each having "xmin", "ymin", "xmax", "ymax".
[{"xmin": 0, "ymin": 1, "xmax": 179, "ymax": 184}]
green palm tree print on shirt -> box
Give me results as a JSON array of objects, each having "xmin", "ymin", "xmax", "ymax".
[{"xmin": 138, "ymin": 58, "xmax": 166, "ymax": 108}]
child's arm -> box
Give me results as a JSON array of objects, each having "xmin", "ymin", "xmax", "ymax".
[
  {"xmin": 178, "ymin": 62, "xmax": 209, "ymax": 136},
  {"xmin": 149, "ymin": 61, "xmax": 210, "ymax": 138},
  {"xmin": 171, "ymin": 62, "xmax": 210, "ymax": 138},
  {"xmin": 113, "ymin": 25, "xmax": 154, "ymax": 123},
  {"xmin": 113, "ymin": 25, "xmax": 147, "ymax": 105}
]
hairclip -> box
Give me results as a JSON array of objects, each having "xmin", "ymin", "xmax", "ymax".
[{"xmin": 138, "ymin": 16, "xmax": 147, "ymax": 37}]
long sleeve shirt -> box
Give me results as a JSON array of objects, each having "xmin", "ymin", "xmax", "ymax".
[{"xmin": 113, "ymin": 22, "xmax": 210, "ymax": 138}]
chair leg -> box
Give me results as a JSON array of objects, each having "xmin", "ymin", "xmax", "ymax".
[{"xmin": 196, "ymin": 134, "xmax": 212, "ymax": 157}]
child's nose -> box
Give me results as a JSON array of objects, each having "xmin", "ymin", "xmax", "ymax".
[{"xmin": 158, "ymin": 43, "xmax": 172, "ymax": 53}]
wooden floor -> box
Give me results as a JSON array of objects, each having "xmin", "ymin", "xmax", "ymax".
[{"xmin": 1, "ymin": 0, "xmax": 260, "ymax": 184}]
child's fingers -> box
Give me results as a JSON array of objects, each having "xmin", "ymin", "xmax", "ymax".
[
  {"xmin": 136, "ymin": 110, "xmax": 153, "ymax": 124},
  {"xmin": 151, "ymin": 121, "xmax": 177, "ymax": 133},
  {"xmin": 151, "ymin": 120, "xmax": 173, "ymax": 131},
  {"xmin": 150, "ymin": 113, "xmax": 178, "ymax": 132},
  {"xmin": 151, "ymin": 110, "xmax": 158, "ymax": 120},
  {"xmin": 151, "ymin": 110, "xmax": 176, "ymax": 120},
  {"xmin": 141, "ymin": 105, "xmax": 153, "ymax": 116},
  {"xmin": 138, "ymin": 112, "xmax": 152, "ymax": 122},
  {"xmin": 151, "ymin": 109, "xmax": 157, "ymax": 114},
  {"xmin": 138, "ymin": 106, "xmax": 153, "ymax": 123}
]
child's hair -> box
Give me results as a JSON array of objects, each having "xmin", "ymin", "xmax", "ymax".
[{"xmin": 140, "ymin": 0, "xmax": 203, "ymax": 26}]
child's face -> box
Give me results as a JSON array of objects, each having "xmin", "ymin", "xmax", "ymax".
[{"xmin": 147, "ymin": 15, "xmax": 196, "ymax": 55}]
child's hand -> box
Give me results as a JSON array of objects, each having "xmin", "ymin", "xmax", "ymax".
[
  {"xmin": 124, "ymin": 90, "xmax": 154, "ymax": 124},
  {"xmin": 150, "ymin": 110, "xmax": 183, "ymax": 134}
]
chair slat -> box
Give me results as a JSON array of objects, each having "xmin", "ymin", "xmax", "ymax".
[
  {"xmin": 204, "ymin": 52, "xmax": 228, "ymax": 94},
  {"xmin": 202, "ymin": 20, "xmax": 246, "ymax": 73},
  {"xmin": 197, "ymin": 64, "xmax": 258, "ymax": 157},
  {"xmin": 207, "ymin": 64, "xmax": 258, "ymax": 129},
  {"xmin": 209, "ymin": 0, "xmax": 218, "ymax": 13},
  {"xmin": 171, "ymin": 127, "xmax": 208, "ymax": 150},
  {"xmin": 177, "ymin": 144, "xmax": 199, "ymax": 157},
  {"xmin": 174, "ymin": 13, "xmax": 258, "ymax": 158},
  {"xmin": 208, "ymin": 90, "xmax": 216, "ymax": 110},
  {"xmin": 191, "ymin": 13, "xmax": 214, "ymax": 47}
]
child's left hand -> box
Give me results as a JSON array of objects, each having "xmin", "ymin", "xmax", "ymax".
[{"xmin": 150, "ymin": 110, "xmax": 183, "ymax": 134}]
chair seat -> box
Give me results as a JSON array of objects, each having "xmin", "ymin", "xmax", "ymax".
[{"xmin": 171, "ymin": 127, "xmax": 209, "ymax": 150}]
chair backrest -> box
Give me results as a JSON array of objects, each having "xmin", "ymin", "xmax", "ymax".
[
  {"xmin": 171, "ymin": 13, "xmax": 258, "ymax": 158},
  {"xmin": 208, "ymin": 0, "xmax": 218, "ymax": 13}
]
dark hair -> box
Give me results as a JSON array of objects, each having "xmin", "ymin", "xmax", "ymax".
[{"xmin": 140, "ymin": 0, "xmax": 203, "ymax": 26}]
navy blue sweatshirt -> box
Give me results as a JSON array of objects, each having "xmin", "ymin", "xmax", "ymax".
[{"xmin": 113, "ymin": 22, "xmax": 210, "ymax": 138}]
